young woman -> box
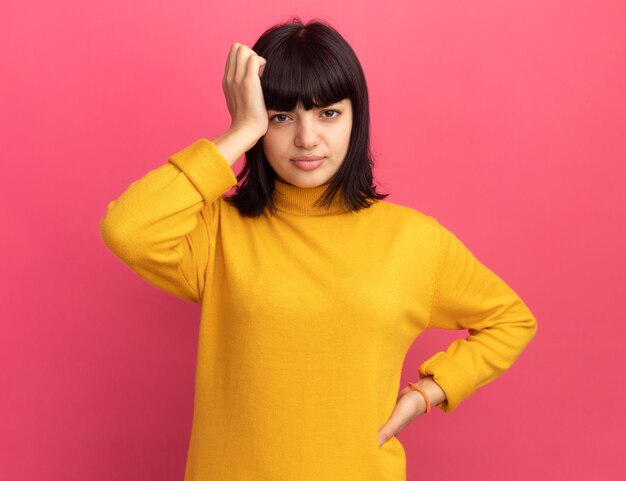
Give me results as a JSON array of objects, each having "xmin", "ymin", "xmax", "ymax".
[{"xmin": 100, "ymin": 18, "xmax": 537, "ymax": 481}]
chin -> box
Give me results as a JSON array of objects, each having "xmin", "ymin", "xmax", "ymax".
[{"xmin": 289, "ymin": 174, "xmax": 332, "ymax": 188}]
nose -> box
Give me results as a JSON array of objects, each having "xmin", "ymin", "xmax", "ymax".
[{"xmin": 294, "ymin": 116, "xmax": 320, "ymax": 149}]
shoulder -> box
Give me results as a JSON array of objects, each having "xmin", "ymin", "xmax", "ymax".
[
  {"xmin": 365, "ymin": 199, "xmax": 442, "ymax": 245},
  {"xmin": 371, "ymin": 199, "xmax": 438, "ymax": 229}
]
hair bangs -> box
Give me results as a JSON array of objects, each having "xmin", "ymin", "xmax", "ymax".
[{"xmin": 261, "ymin": 42, "xmax": 353, "ymax": 112}]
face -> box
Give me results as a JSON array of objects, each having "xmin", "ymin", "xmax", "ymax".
[{"xmin": 262, "ymin": 98, "xmax": 353, "ymax": 187}]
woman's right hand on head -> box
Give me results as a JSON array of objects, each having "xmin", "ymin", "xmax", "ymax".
[{"xmin": 222, "ymin": 42, "xmax": 268, "ymax": 140}]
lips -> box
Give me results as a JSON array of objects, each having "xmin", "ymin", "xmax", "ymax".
[
  {"xmin": 291, "ymin": 155, "xmax": 325, "ymax": 161},
  {"xmin": 291, "ymin": 157, "xmax": 325, "ymax": 171}
]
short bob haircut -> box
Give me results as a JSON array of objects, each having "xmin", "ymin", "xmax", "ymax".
[{"xmin": 223, "ymin": 17, "xmax": 389, "ymax": 217}]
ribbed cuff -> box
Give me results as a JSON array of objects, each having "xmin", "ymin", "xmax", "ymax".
[
  {"xmin": 167, "ymin": 139, "xmax": 238, "ymax": 202},
  {"xmin": 418, "ymin": 351, "xmax": 476, "ymax": 413}
]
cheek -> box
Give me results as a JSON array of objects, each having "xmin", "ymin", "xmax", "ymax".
[
  {"xmin": 337, "ymin": 125, "xmax": 352, "ymax": 150},
  {"xmin": 262, "ymin": 134, "xmax": 277, "ymax": 155},
  {"xmin": 263, "ymin": 131, "xmax": 287, "ymax": 153},
  {"xmin": 262, "ymin": 134, "xmax": 290, "ymax": 163}
]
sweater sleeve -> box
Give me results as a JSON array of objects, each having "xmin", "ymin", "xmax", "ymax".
[
  {"xmin": 99, "ymin": 139, "xmax": 238, "ymax": 304},
  {"xmin": 417, "ymin": 217, "xmax": 538, "ymax": 413}
]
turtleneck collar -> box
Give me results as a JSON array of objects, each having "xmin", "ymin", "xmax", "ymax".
[{"xmin": 272, "ymin": 178, "xmax": 350, "ymax": 216}]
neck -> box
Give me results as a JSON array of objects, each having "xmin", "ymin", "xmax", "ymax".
[{"xmin": 272, "ymin": 178, "xmax": 349, "ymax": 216}]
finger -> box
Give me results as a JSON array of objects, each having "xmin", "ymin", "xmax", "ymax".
[
  {"xmin": 245, "ymin": 53, "xmax": 260, "ymax": 82},
  {"xmin": 224, "ymin": 42, "xmax": 240, "ymax": 84},
  {"xmin": 234, "ymin": 43, "xmax": 250, "ymax": 83},
  {"xmin": 378, "ymin": 396, "xmax": 421, "ymax": 447},
  {"xmin": 378, "ymin": 426, "xmax": 395, "ymax": 448}
]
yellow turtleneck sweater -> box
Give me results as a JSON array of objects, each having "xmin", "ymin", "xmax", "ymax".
[{"xmin": 99, "ymin": 139, "xmax": 538, "ymax": 481}]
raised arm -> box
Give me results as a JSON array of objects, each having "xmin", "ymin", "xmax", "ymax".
[
  {"xmin": 99, "ymin": 42, "xmax": 269, "ymax": 304},
  {"xmin": 417, "ymin": 217, "xmax": 538, "ymax": 413},
  {"xmin": 98, "ymin": 130, "xmax": 257, "ymax": 303}
]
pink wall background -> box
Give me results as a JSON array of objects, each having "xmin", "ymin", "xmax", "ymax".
[{"xmin": 2, "ymin": 1, "xmax": 625, "ymax": 480}]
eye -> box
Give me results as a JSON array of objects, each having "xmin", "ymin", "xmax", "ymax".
[
  {"xmin": 269, "ymin": 109, "xmax": 342, "ymax": 123},
  {"xmin": 322, "ymin": 109, "xmax": 341, "ymax": 118},
  {"xmin": 269, "ymin": 113, "xmax": 290, "ymax": 123}
]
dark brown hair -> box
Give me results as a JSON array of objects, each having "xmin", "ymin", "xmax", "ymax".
[{"xmin": 224, "ymin": 17, "xmax": 389, "ymax": 217}]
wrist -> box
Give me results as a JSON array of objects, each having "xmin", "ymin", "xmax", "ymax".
[
  {"xmin": 413, "ymin": 375, "xmax": 447, "ymax": 409},
  {"xmin": 229, "ymin": 123, "xmax": 265, "ymax": 143},
  {"xmin": 408, "ymin": 383, "xmax": 430, "ymax": 414},
  {"xmin": 212, "ymin": 127, "xmax": 262, "ymax": 167}
]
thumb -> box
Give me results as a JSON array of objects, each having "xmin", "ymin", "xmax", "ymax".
[
  {"xmin": 378, "ymin": 391, "xmax": 421, "ymax": 448},
  {"xmin": 258, "ymin": 57, "xmax": 266, "ymax": 78},
  {"xmin": 378, "ymin": 426, "xmax": 395, "ymax": 448},
  {"xmin": 378, "ymin": 406, "xmax": 402, "ymax": 448}
]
